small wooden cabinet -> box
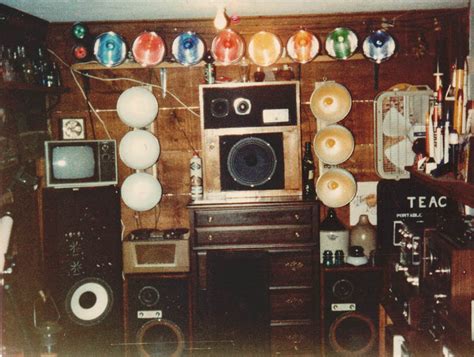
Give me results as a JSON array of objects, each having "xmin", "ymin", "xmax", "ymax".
[{"xmin": 188, "ymin": 198, "xmax": 320, "ymax": 356}]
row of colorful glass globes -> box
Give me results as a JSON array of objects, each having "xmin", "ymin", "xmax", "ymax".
[{"xmin": 117, "ymin": 86, "xmax": 163, "ymax": 212}]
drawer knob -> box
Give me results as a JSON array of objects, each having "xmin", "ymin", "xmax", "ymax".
[
  {"xmin": 207, "ymin": 216, "xmax": 214, "ymax": 223},
  {"xmin": 294, "ymin": 231, "xmax": 301, "ymax": 238},
  {"xmin": 207, "ymin": 234, "xmax": 213, "ymax": 241},
  {"xmin": 285, "ymin": 261, "xmax": 304, "ymax": 272},
  {"xmin": 294, "ymin": 214, "xmax": 300, "ymax": 221},
  {"xmin": 286, "ymin": 297, "xmax": 303, "ymax": 308}
]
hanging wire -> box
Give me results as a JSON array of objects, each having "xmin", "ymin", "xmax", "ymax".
[{"xmin": 47, "ymin": 48, "xmax": 201, "ymax": 142}]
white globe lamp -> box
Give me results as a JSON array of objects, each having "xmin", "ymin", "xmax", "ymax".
[
  {"xmin": 119, "ymin": 130, "xmax": 160, "ymax": 170},
  {"xmin": 116, "ymin": 86, "xmax": 158, "ymax": 128},
  {"xmin": 121, "ymin": 172, "xmax": 162, "ymax": 211}
]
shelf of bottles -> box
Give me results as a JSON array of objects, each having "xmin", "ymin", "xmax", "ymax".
[{"xmin": 0, "ymin": 45, "xmax": 63, "ymax": 92}]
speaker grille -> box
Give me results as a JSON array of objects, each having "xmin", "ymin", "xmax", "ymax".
[
  {"xmin": 220, "ymin": 133, "xmax": 284, "ymax": 191},
  {"xmin": 227, "ymin": 136, "xmax": 277, "ymax": 187}
]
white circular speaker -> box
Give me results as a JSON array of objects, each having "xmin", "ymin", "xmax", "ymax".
[
  {"xmin": 65, "ymin": 278, "xmax": 113, "ymax": 326},
  {"xmin": 119, "ymin": 130, "xmax": 160, "ymax": 169},
  {"xmin": 310, "ymin": 82, "xmax": 352, "ymax": 123},
  {"xmin": 121, "ymin": 172, "xmax": 162, "ymax": 212},
  {"xmin": 316, "ymin": 168, "xmax": 356, "ymax": 208},
  {"xmin": 313, "ymin": 124, "xmax": 354, "ymax": 165},
  {"xmin": 116, "ymin": 86, "xmax": 158, "ymax": 128}
]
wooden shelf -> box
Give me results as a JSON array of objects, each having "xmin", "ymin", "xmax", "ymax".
[
  {"xmin": 71, "ymin": 53, "xmax": 366, "ymax": 71},
  {"xmin": 0, "ymin": 81, "xmax": 68, "ymax": 93},
  {"xmin": 406, "ymin": 166, "xmax": 474, "ymax": 207}
]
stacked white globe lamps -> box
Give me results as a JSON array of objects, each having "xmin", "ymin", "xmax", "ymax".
[
  {"xmin": 310, "ymin": 81, "xmax": 357, "ymax": 208},
  {"xmin": 116, "ymin": 86, "xmax": 162, "ymax": 212}
]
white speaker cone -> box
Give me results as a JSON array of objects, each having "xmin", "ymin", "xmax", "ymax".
[
  {"xmin": 314, "ymin": 124, "xmax": 354, "ymax": 165},
  {"xmin": 316, "ymin": 168, "xmax": 356, "ymax": 208},
  {"xmin": 67, "ymin": 278, "xmax": 113, "ymax": 325}
]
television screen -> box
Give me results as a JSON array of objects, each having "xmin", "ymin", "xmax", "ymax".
[{"xmin": 52, "ymin": 145, "xmax": 95, "ymax": 179}]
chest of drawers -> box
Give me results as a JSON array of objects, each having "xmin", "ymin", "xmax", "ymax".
[{"xmin": 188, "ymin": 199, "xmax": 320, "ymax": 356}]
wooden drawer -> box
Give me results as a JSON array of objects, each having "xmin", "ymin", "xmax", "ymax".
[
  {"xmin": 270, "ymin": 251, "xmax": 313, "ymax": 287},
  {"xmin": 194, "ymin": 206, "xmax": 313, "ymax": 227},
  {"xmin": 271, "ymin": 322, "xmax": 315, "ymax": 355},
  {"xmin": 196, "ymin": 225, "xmax": 313, "ymax": 245},
  {"xmin": 270, "ymin": 288, "xmax": 314, "ymax": 320}
]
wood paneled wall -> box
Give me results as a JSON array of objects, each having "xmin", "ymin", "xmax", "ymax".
[{"xmin": 45, "ymin": 9, "xmax": 468, "ymax": 235}]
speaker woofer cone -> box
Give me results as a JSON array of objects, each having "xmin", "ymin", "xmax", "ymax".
[
  {"xmin": 227, "ymin": 137, "xmax": 277, "ymax": 187},
  {"xmin": 65, "ymin": 277, "xmax": 114, "ymax": 326},
  {"xmin": 329, "ymin": 312, "xmax": 376, "ymax": 355},
  {"xmin": 136, "ymin": 319, "xmax": 185, "ymax": 357}
]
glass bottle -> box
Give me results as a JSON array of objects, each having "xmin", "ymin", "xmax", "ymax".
[
  {"xmin": 349, "ymin": 214, "xmax": 376, "ymax": 258},
  {"xmin": 302, "ymin": 141, "xmax": 316, "ymax": 200},
  {"xmin": 20, "ymin": 45, "xmax": 35, "ymax": 84},
  {"xmin": 2, "ymin": 47, "xmax": 16, "ymax": 82},
  {"xmin": 254, "ymin": 66, "xmax": 265, "ymax": 82},
  {"xmin": 319, "ymin": 208, "xmax": 349, "ymax": 263},
  {"xmin": 322, "ymin": 250, "xmax": 334, "ymax": 267},
  {"xmin": 203, "ymin": 50, "xmax": 215, "ymax": 84}
]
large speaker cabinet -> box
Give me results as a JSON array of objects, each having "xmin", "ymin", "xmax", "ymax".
[
  {"xmin": 42, "ymin": 186, "xmax": 122, "ymax": 356},
  {"xmin": 321, "ymin": 266, "xmax": 383, "ymax": 356},
  {"xmin": 124, "ymin": 274, "xmax": 191, "ymax": 357},
  {"xmin": 199, "ymin": 81, "xmax": 301, "ymax": 200}
]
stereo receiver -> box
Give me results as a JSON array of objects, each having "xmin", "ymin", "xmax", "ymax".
[{"xmin": 123, "ymin": 229, "xmax": 190, "ymax": 274}]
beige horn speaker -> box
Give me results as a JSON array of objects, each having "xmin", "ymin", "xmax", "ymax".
[
  {"xmin": 310, "ymin": 82, "xmax": 352, "ymax": 123},
  {"xmin": 316, "ymin": 168, "xmax": 356, "ymax": 208},
  {"xmin": 313, "ymin": 124, "xmax": 354, "ymax": 165}
]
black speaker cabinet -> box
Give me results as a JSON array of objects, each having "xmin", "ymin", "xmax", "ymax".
[
  {"xmin": 124, "ymin": 274, "xmax": 190, "ymax": 357},
  {"xmin": 321, "ymin": 267, "xmax": 383, "ymax": 357},
  {"xmin": 199, "ymin": 81, "xmax": 301, "ymax": 200},
  {"xmin": 42, "ymin": 186, "xmax": 122, "ymax": 356}
]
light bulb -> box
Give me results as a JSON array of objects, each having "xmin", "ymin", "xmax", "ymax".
[
  {"xmin": 214, "ymin": 7, "xmax": 228, "ymax": 31},
  {"xmin": 119, "ymin": 129, "xmax": 160, "ymax": 169},
  {"xmin": 116, "ymin": 86, "xmax": 158, "ymax": 128},
  {"xmin": 121, "ymin": 172, "xmax": 162, "ymax": 212}
]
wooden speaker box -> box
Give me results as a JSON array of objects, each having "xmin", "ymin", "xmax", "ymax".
[
  {"xmin": 199, "ymin": 81, "xmax": 301, "ymax": 201},
  {"xmin": 320, "ymin": 266, "xmax": 383, "ymax": 357}
]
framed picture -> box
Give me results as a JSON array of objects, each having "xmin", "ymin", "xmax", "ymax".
[{"xmin": 61, "ymin": 118, "xmax": 85, "ymax": 140}]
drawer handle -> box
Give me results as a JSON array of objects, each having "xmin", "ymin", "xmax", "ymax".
[
  {"xmin": 207, "ymin": 216, "xmax": 213, "ymax": 223},
  {"xmin": 286, "ymin": 333, "xmax": 303, "ymax": 350},
  {"xmin": 285, "ymin": 261, "xmax": 304, "ymax": 272},
  {"xmin": 294, "ymin": 213, "xmax": 300, "ymax": 221},
  {"xmin": 285, "ymin": 297, "xmax": 303, "ymax": 308},
  {"xmin": 207, "ymin": 234, "xmax": 213, "ymax": 241},
  {"xmin": 294, "ymin": 231, "xmax": 301, "ymax": 238}
]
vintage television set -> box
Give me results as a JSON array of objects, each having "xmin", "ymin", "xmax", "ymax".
[{"xmin": 44, "ymin": 139, "xmax": 118, "ymax": 188}]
